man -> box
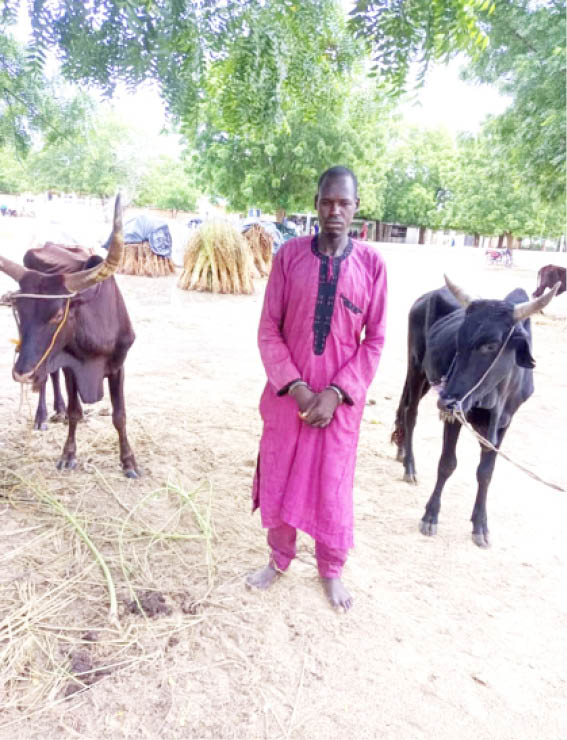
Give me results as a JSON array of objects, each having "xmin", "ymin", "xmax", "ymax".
[{"xmin": 247, "ymin": 166, "xmax": 387, "ymax": 610}]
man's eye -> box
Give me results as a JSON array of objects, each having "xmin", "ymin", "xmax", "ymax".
[{"xmin": 479, "ymin": 342, "xmax": 499, "ymax": 354}]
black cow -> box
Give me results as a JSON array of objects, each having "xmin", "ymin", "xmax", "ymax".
[
  {"xmin": 0, "ymin": 196, "xmax": 139, "ymax": 477},
  {"xmin": 392, "ymin": 275, "xmax": 558, "ymax": 547},
  {"xmin": 533, "ymin": 264, "xmax": 566, "ymax": 298}
]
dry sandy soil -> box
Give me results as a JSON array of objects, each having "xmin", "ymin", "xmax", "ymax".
[{"xmin": 0, "ymin": 218, "xmax": 566, "ymax": 739}]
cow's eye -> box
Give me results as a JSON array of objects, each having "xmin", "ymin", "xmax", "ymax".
[
  {"xmin": 49, "ymin": 309, "xmax": 65, "ymax": 325},
  {"xmin": 479, "ymin": 342, "xmax": 499, "ymax": 355}
]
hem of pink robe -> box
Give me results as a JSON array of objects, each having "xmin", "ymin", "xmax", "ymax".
[{"xmin": 264, "ymin": 507, "xmax": 353, "ymax": 551}]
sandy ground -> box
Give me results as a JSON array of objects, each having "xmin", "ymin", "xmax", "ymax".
[{"xmin": 0, "ymin": 217, "xmax": 566, "ymax": 739}]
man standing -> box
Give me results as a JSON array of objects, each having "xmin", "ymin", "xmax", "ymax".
[{"xmin": 247, "ymin": 166, "xmax": 387, "ymax": 610}]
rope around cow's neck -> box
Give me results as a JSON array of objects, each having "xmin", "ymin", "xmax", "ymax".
[{"xmin": 1, "ymin": 290, "xmax": 77, "ymax": 303}]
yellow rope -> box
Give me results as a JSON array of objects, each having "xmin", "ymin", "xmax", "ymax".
[
  {"xmin": 11, "ymin": 298, "xmax": 72, "ymax": 374},
  {"xmin": 32, "ymin": 297, "xmax": 72, "ymax": 373}
]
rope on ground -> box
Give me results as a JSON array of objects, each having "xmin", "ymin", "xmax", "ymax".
[{"xmin": 453, "ymin": 407, "xmax": 565, "ymax": 493}]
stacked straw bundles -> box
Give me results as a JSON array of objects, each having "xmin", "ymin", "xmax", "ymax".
[
  {"xmin": 243, "ymin": 224, "xmax": 273, "ymax": 277},
  {"xmin": 119, "ymin": 242, "xmax": 176, "ymax": 277},
  {"xmin": 178, "ymin": 220, "xmax": 254, "ymax": 294}
]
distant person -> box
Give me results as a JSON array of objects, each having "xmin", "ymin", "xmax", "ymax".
[
  {"xmin": 360, "ymin": 222, "xmax": 368, "ymax": 240},
  {"xmin": 246, "ymin": 166, "xmax": 388, "ymax": 611},
  {"xmin": 450, "ymin": 238, "xmax": 455, "ymax": 247},
  {"xmin": 313, "ymin": 223, "xmax": 319, "ymax": 235}
]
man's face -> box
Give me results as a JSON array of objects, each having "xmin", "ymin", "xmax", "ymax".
[{"xmin": 315, "ymin": 175, "xmax": 359, "ymax": 237}]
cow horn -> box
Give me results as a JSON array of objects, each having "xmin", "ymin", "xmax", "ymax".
[
  {"xmin": 0, "ymin": 256, "xmax": 27, "ymax": 283},
  {"xmin": 512, "ymin": 282, "xmax": 560, "ymax": 321},
  {"xmin": 62, "ymin": 194, "xmax": 124, "ymax": 293},
  {"xmin": 444, "ymin": 274, "xmax": 472, "ymax": 307}
]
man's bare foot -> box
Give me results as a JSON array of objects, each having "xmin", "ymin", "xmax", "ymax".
[
  {"xmin": 246, "ymin": 564, "xmax": 279, "ymax": 590},
  {"xmin": 322, "ymin": 577, "xmax": 353, "ymax": 611}
]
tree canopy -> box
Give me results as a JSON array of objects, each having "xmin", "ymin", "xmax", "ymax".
[
  {"xmin": 381, "ymin": 127, "xmax": 456, "ymax": 235},
  {"xmin": 0, "ymin": 0, "xmax": 563, "ymax": 241}
]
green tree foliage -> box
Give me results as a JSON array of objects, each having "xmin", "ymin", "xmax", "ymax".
[
  {"xmin": 381, "ymin": 127, "xmax": 456, "ymax": 234},
  {"xmin": 29, "ymin": 108, "xmax": 145, "ymax": 198},
  {"xmin": 135, "ymin": 155, "xmax": 200, "ymax": 214},
  {"xmin": 349, "ymin": 0, "xmax": 492, "ymax": 90},
  {"xmin": 191, "ymin": 79, "xmax": 391, "ymax": 217},
  {"xmin": 464, "ymin": 0, "xmax": 566, "ymax": 202},
  {"xmin": 0, "ymin": 143, "xmax": 31, "ymax": 192},
  {"xmin": 350, "ymin": 0, "xmax": 565, "ymax": 207},
  {"xmin": 446, "ymin": 130, "xmax": 565, "ymax": 239},
  {"xmin": 1, "ymin": 13, "xmax": 90, "ymax": 152},
  {"xmin": 27, "ymin": 1, "xmax": 356, "ymax": 132}
]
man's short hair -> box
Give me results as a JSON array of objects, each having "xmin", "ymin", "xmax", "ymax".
[{"xmin": 317, "ymin": 166, "xmax": 358, "ymax": 197}]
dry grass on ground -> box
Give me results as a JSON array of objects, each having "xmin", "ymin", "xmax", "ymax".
[{"xmin": 0, "ymin": 223, "xmax": 566, "ymax": 739}]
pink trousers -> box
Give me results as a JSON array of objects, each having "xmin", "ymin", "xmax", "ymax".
[{"xmin": 268, "ymin": 523, "xmax": 347, "ymax": 579}]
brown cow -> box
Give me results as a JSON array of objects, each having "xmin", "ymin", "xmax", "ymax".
[
  {"xmin": 22, "ymin": 244, "xmax": 94, "ymax": 431},
  {"xmin": 533, "ymin": 264, "xmax": 566, "ymax": 298},
  {"xmin": 0, "ymin": 195, "xmax": 139, "ymax": 477}
]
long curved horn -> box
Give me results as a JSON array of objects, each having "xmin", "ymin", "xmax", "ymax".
[
  {"xmin": 0, "ymin": 255, "xmax": 27, "ymax": 283},
  {"xmin": 444, "ymin": 274, "xmax": 472, "ymax": 307},
  {"xmin": 63, "ymin": 194, "xmax": 124, "ymax": 293},
  {"xmin": 513, "ymin": 282, "xmax": 560, "ymax": 321}
]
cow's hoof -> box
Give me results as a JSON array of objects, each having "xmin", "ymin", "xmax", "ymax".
[
  {"xmin": 50, "ymin": 412, "xmax": 67, "ymax": 423},
  {"xmin": 472, "ymin": 532, "xmax": 490, "ymax": 548},
  {"xmin": 124, "ymin": 468, "xmax": 139, "ymax": 479},
  {"xmin": 403, "ymin": 472, "xmax": 418, "ymax": 484},
  {"xmin": 34, "ymin": 421, "xmax": 48, "ymax": 431},
  {"xmin": 56, "ymin": 457, "xmax": 77, "ymax": 471},
  {"xmin": 420, "ymin": 519, "xmax": 437, "ymax": 536}
]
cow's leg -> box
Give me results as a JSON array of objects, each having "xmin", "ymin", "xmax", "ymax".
[
  {"xmin": 50, "ymin": 370, "xmax": 67, "ymax": 422},
  {"xmin": 57, "ymin": 369, "xmax": 81, "ymax": 470},
  {"xmin": 108, "ymin": 368, "xmax": 139, "ymax": 478},
  {"xmin": 471, "ymin": 427, "xmax": 507, "ymax": 548},
  {"xmin": 34, "ymin": 379, "xmax": 49, "ymax": 431},
  {"xmin": 400, "ymin": 366, "xmax": 429, "ymax": 483},
  {"xmin": 420, "ymin": 420, "xmax": 462, "ymax": 536}
]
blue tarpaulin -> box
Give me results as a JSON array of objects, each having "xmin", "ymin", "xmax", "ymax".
[{"xmin": 103, "ymin": 214, "xmax": 172, "ymax": 257}]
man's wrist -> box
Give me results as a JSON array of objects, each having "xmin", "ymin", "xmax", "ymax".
[
  {"xmin": 325, "ymin": 385, "xmax": 343, "ymax": 404},
  {"xmin": 289, "ymin": 380, "xmax": 309, "ymax": 393}
]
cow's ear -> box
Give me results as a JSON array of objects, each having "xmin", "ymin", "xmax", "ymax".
[{"xmin": 511, "ymin": 326, "xmax": 535, "ymax": 368}]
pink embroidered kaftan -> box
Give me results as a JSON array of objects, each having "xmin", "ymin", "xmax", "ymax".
[{"xmin": 253, "ymin": 236, "xmax": 387, "ymax": 550}]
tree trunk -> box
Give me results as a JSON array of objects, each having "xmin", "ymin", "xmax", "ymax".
[
  {"xmin": 418, "ymin": 226, "xmax": 426, "ymax": 244},
  {"xmin": 497, "ymin": 234, "xmax": 505, "ymax": 249},
  {"xmin": 276, "ymin": 209, "xmax": 286, "ymax": 223},
  {"xmin": 505, "ymin": 232, "xmax": 514, "ymax": 250},
  {"xmin": 474, "ymin": 233, "xmax": 480, "ymax": 248}
]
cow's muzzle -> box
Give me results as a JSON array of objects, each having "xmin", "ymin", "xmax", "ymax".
[
  {"xmin": 13, "ymin": 368, "xmax": 35, "ymax": 384},
  {"xmin": 437, "ymin": 395, "xmax": 460, "ymax": 423}
]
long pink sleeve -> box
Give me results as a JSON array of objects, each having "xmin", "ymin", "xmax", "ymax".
[
  {"xmin": 258, "ymin": 252, "xmax": 302, "ymax": 392},
  {"xmin": 331, "ymin": 259, "xmax": 387, "ymax": 406}
]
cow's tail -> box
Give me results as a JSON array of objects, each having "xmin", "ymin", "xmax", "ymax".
[{"xmin": 391, "ymin": 376, "xmax": 409, "ymax": 449}]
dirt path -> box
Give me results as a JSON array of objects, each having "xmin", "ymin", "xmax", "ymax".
[{"xmin": 0, "ymin": 223, "xmax": 566, "ymax": 739}]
